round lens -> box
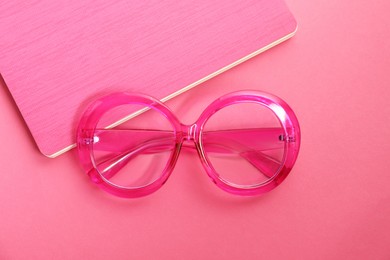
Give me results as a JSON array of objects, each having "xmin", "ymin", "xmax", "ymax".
[
  {"xmin": 91, "ymin": 104, "xmax": 176, "ymax": 188},
  {"xmin": 201, "ymin": 102, "xmax": 286, "ymax": 187}
]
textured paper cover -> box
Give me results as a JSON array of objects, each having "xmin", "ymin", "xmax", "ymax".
[{"xmin": 0, "ymin": 0, "xmax": 297, "ymax": 157}]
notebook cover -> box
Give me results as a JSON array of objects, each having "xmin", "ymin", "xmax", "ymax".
[{"xmin": 0, "ymin": 0, "xmax": 297, "ymax": 157}]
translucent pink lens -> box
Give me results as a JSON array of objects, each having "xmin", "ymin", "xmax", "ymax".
[
  {"xmin": 202, "ymin": 102, "xmax": 285, "ymax": 187},
  {"xmin": 91, "ymin": 104, "xmax": 176, "ymax": 188}
]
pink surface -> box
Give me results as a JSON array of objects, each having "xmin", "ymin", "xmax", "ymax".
[
  {"xmin": 0, "ymin": 0, "xmax": 296, "ymax": 157},
  {"xmin": 0, "ymin": 0, "xmax": 390, "ymax": 259}
]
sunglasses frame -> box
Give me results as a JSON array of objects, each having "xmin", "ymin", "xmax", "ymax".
[{"xmin": 77, "ymin": 90, "xmax": 300, "ymax": 198}]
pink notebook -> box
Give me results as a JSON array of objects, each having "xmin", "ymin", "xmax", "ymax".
[{"xmin": 0, "ymin": 0, "xmax": 297, "ymax": 157}]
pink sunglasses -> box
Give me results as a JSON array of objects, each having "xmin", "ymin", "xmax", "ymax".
[{"xmin": 77, "ymin": 90, "xmax": 300, "ymax": 198}]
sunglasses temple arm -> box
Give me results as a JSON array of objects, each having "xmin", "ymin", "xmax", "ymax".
[
  {"xmin": 202, "ymin": 127, "xmax": 285, "ymax": 178},
  {"xmin": 92, "ymin": 137, "xmax": 176, "ymax": 180},
  {"xmin": 91, "ymin": 128, "xmax": 284, "ymax": 180}
]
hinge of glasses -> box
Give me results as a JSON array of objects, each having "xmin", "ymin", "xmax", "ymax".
[
  {"xmin": 82, "ymin": 138, "xmax": 93, "ymax": 145},
  {"xmin": 279, "ymin": 134, "xmax": 296, "ymax": 143},
  {"xmin": 82, "ymin": 136, "xmax": 99, "ymax": 145}
]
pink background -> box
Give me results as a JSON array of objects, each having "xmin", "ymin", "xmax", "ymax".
[{"xmin": 1, "ymin": 0, "xmax": 390, "ymax": 259}]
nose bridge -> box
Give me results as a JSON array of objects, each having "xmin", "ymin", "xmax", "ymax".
[{"xmin": 181, "ymin": 123, "xmax": 197, "ymax": 142}]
